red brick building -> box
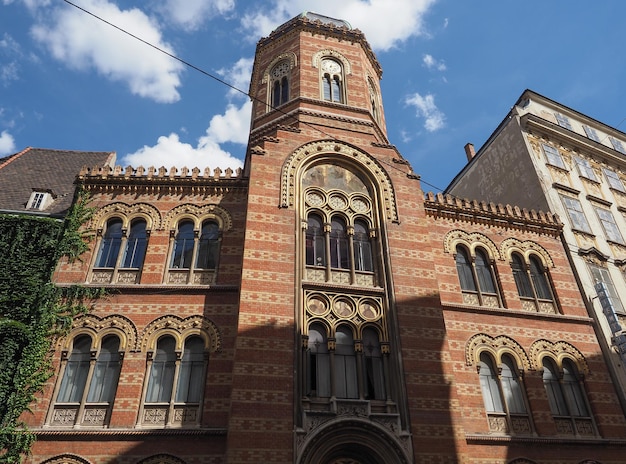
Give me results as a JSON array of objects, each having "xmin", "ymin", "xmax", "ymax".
[{"xmin": 24, "ymin": 12, "xmax": 626, "ymax": 464}]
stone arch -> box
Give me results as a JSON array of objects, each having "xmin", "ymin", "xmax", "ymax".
[
  {"xmin": 312, "ymin": 49, "xmax": 352, "ymax": 75},
  {"xmin": 500, "ymin": 238, "xmax": 554, "ymax": 268},
  {"xmin": 508, "ymin": 459, "xmax": 538, "ymax": 464},
  {"xmin": 261, "ymin": 51, "xmax": 298, "ymax": 84},
  {"xmin": 297, "ymin": 418, "xmax": 411, "ymax": 464},
  {"xmin": 529, "ymin": 339, "xmax": 589, "ymax": 374},
  {"xmin": 136, "ymin": 454, "xmax": 187, "ymax": 464},
  {"xmin": 41, "ymin": 455, "xmax": 92, "ymax": 464},
  {"xmin": 465, "ymin": 333, "xmax": 531, "ymax": 371},
  {"xmin": 57, "ymin": 313, "xmax": 138, "ymax": 351},
  {"xmin": 91, "ymin": 202, "xmax": 162, "ymax": 230},
  {"xmin": 140, "ymin": 314, "xmax": 221, "ymax": 354},
  {"xmin": 444, "ymin": 230, "xmax": 501, "ymax": 261},
  {"xmin": 163, "ymin": 203, "xmax": 233, "ymax": 231},
  {"xmin": 280, "ymin": 139, "xmax": 398, "ymax": 222}
]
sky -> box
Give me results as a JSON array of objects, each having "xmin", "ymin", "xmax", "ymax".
[{"xmin": 1, "ymin": 0, "xmax": 626, "ymax": 193}]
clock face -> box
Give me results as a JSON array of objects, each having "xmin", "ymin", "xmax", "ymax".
[
  {"xmin": 271, "ymin": 61, "xmax": 290, "ymax": 78},
  {"xmin": 322, "ymin": 59, "xmax": 341, "ymax": 75}
]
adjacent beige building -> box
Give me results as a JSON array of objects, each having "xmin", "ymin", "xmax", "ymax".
[{"xmin": 448, "ymin": 89, "xmax": 626, "ymax": 409}]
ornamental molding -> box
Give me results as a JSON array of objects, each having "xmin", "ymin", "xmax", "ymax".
[
  {"xmin": 280, "ymin": 140, "xmax": 398, "ymax": 222},
  {"xmin": 262, "ymin": 52, "xmax": 298, "ymax": 84},
  {"xmin": 444, "ymin": 229, "xmax": 501, "ymax": 261},
  {"xmin": 40, "ymin": 454, "xmax": 91, "ymax": 464},
  {"xmin": 140, "ymin": 315, "xmax": 221, "ymax": 353},
  {"xmin": 499, "ymin": 238, "xmax": 555, "ymax": 268},
  {"xmin": 163, "ymin": 203, "xmax": 233, "ymax": 231},
  {"xmin": 528, "ymin": 339, "xmax": 589, "ymax": 374},
  {"xmin": 90, "ymin": 201, "xmax": 162, "ymax": 230},
  {"xmin": 465, "ymin": 333, "xmax": 531, "ymax": 371},
  {"xmin": 311, "ymin": 49, "xmax": 352, "ymax": 75},
  {"xmin": 58, "ymin": 314, "xmax": 138, "ymax": 352}
]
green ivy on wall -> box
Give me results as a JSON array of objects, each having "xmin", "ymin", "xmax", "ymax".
[{"xmin": 0, "ymin": 189, "xmax": 103, "ymax": 463}]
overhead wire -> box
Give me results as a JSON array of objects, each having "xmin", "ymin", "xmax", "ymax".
[{"xmin": 62, "ymin": 0, "xmax": 446, "ymax": 191}]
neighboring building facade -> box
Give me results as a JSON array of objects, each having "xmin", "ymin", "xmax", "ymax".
[
  {"xmin": 447, "ymin": 89, "xmax": 626, "ymax": 412},
  {"xmin": 20, "ymin": 16, "xmax": 626, "ymax": 464}
]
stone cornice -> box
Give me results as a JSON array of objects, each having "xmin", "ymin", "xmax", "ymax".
[
  {"xmin": 424, "ymin": 192, "xmax": 563, "ymax": 237},
  {"xmin": 466, "ymin": 433, "xmax": 626, "ymax": 447},
  {"xmin": 33, "ymin": 427, "xmax": 227, "ymax": 439}
]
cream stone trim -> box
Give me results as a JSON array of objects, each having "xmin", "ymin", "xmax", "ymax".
[
  {"xmin": 311, "ymin": 49, "xmax": 352, "ymax": 75},
  {"xmin": 444, "ymin": 230, "xmax": 501, "ymax": 261},
  {"xmin": 41, "ymin": 454, "xmax": 92, "ymax": 464},
  {"xmin": 91, "ymin": 202, "xmax": 162, "ymax": 230},
  {"xmin": 465, "ymin": 333, "xmax": 531, "ymax": 371},
  {"xmin": 280, "ymin": 140, "xmax": 398, "ymax": 222},
  {"xmin": 163, "ymin": 203, "xmax": 232, "ymax": 231},
  {"xmin": 57, "ymin": 314, "xmax": 138, "ymax": 351},
  {"xmin": 500, "ymin": 238, "xmax": 555, "ymax": 268},
  {"xmin": 262, "ymin": 52, "xmax": 298, "ymax": 84},
  {"xmin": 529, "ymin": 339, "xmax": 589, "ymax": 374},
  {"xmin": 140, "ymin": 315, "xmax": 221, "ymax": 353}
]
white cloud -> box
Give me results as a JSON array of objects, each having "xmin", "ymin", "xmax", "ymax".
[
  {"xmin": 217, "ymin": 57, "xmax": 253, "ymax": 99},
  {"xmin": 159, "ymin": 0, "xmax": 235, "ymax": 31},
  {"xmin": 423, "ymin": 54, "xmax": 446, "ymax": 71},
  {"xmin": 0, "ymin": 130, "xmax": 16, "ymax": 156},
  {"xmin": 31, "ymin": 0, "xmax": 184, "ymax": 103},
  {"xmin": 121, "ymin": 100, "xmax": 251, "ymax": 170},
  {"xmin": 405, "ymin": 92, "xmax": 445, "ymax": 132},
  {"xmin": 241, "ymin": 0, "xmax": 438, "ymax": 51}
]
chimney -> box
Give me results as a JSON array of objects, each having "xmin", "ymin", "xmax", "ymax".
[{"xmin": 464, "ymin": 143, "xmax": 476, "ymax": 162}]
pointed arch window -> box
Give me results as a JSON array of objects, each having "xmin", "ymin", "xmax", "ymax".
[
  {"xmin": 321, "ymin": 59, "xmax": 344, "ymax": 103},
  {"xmin": 50, "ymin": 334, "xmax": 122, "ymax": 427},
  {"xmin": 142, "ymin": 334, "xmax": 208, "ymax": 426},
  {"xmin": 455, "ymin": 245, "xmax": 501, "ymax": 307}
]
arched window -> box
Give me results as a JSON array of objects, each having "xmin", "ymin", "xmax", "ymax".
[
  {"xmin": 51, "ymin": 334, "xmax": 122, "ymax": 427},
  {"xmin": 542, "ymin": 357, "xmax": 594, "ymax": 435},
  {"xmin": 335, "ymin": 326, "xmax": 358, "ymax": 399},
  {"xmin": 142, "ymin": 335, "xmax": 208, "ymax": 426},
  {"xmin": 362, "ymin": 328, "xmax": 385, "ymax": 400},
  {"xmin": 478, "ymin": 352, "xmax": 531, "ymax": 434},
  {"xmin": 306, "ymin": 214, "xmax": 325, "ymax": 267},
  {"xmin": 353, "ymin": 220, "xmax": 373, "ymax": 272},
  {"xmin": 95, "ymin": 218, "xmax": 123, "ymax": 268},
  {"xmin": 269, "ymin": 61, "xmax": 290, "ymax": 109},
  {"xmin": 122, "ymin": 219, "xmax": 148, "ymax": 268},
  {"xmin": 330, "ymin": 217, "xmax": 349, "ymax": 269},
  {"xmin": 511, "ymin": 253, "xmax": 556, "ymax": 312},
  {"xmin": 321, "ymin": 59, "xmax": 344, "ymax": 103},
  {"xmin": 455, "ymin": 245, "xmax": 501, "ymax": 307},
  {"xmin": 307, "ymin": 324, "xmax": 330, "ymax": 397},
  {"xmin": 196, "ymin": 220, "xmax": 220, "ymax": 270},
  {"xmin": 170, "ymin": 220, "xmax": 195, "ymax": 269}
]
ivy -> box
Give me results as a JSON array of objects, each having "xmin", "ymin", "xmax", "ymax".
[{"xmin": 0, "ymin": 189, "xmax": 103, "ymax": 463}]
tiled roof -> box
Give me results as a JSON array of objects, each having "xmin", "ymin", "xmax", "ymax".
[{"xmin": 0, "ymin": 147, "xmax": 115, "ymax": 217}]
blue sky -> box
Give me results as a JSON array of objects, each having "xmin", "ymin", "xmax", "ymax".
[{"xmin": 1, "ymin": 0, "xmax": 625, "ymax": 193}]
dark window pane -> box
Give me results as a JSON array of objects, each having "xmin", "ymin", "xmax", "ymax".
[
  {"xmin": 122, "ymin": 220, "xmax": 147, "ymax": 268},
  {"xmin": 512, "ymin": 254, "xmax": 533, "ymax": 298},
  {"xmin": 455, "ymin": 246, "xmax": 476, "ymax": 291},
  {"xmin": 306, "ymin": 215, "xmax": 325, "ymax": 266},
  {"xmin": 57, "ymin": 335, "xmax": 92, "ymax": 403},
  {"xmin": 96, "ymin": 219, "xmax": 123, "ymax": 268},
  {"xmin": 330, "ymin": 218, "xmax": 349, "ymax": 269},
  {"xmin": 478, "ymin": 353, "xmax": 504, "ymax": 413},
  {"xmin": 475, "ymin": 249, "xmax": 496, "ymax": 294},
  {"xmin": 196, "ymin": 221, "xmax": 219, "ymax": 269},
  {"xmin": 530, "ymin": 256, "xmax": 552, "ymax": 300},
  {"xmin": 170, "ymin": 220, "xmax": 195, "ymax": 269},
  {"xmin": 281, "ymin": 76, "xmax": 289, "ymax": 104},
  {"xmin": 542, "ymin": 358, "xmax": 568, "ymax": 416},
  {"xmin": 176, "ymin": 336, "xmax": 205, "ymax": 403},
  {"xmin": 331, "ymin": 77, "xmax": 342, "ymax": 102},
  {"xmin": 308, "ymin": 324, "xmax": 330, "ymax": 397},
  {"xmin": 335, "ymin": 327, "xmax": 358, "ymax": 398},
  {"xmin": 500, "ymin": 356, "xmax": 526, "ymax": 414},
  {"xmin": 146, "ymin": 336, "xmax": 176, "ymax": 403},
  {"xmin": 363, "ymin": 328, "xmax": 385, "ymax": 400},
  {"xmin": 353, "ymin": 221, "xmax": 373, "ymax": 272},
  {"xmin": 322, "ymin": 75, "xmax": 331, "ymax": 101},
  {"xmin": 562, "ymin": 361, "xmax": 588, "ymax": 417},
  {"xmin": 87, "ymin": 336, "xmax": 121, "ymax": 403}
]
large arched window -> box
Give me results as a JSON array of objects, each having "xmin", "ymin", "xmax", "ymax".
[
  {"xmin": 511, "ymin": 253, "xmax": 556, "ymax": 312},
  {"xmin": 269, "ymin": 60, "xmax": 290, "ymax": 109},
  {"xmin": 455, "ymin": 245, "xmax": 501, "ymax": 307},
  {"xmin": 542, "ymin": 357, "xmax": 594, "ymax": 436},
  {"xmin": 307, "ymin": 323, "xmax": 330, "ymax": 398},
  {"xmin": 142, "ymin": 335, "xmax": 208, "ymax": 427},
  {"xmin": 122, "ymin": 219, "xmax": 148, "ymax": 268},
  {"xmin": 170, "ymin": 220, "xmax": 195, "ymax": 269},
  {"xmin": 95, "ymin": 218, "xmax": 123, "ymax": 268},
  {"xmin": 478, "ymin": 352, "xmax": 531, "ymax": 434},
  {"xmin": 50, "ymin": 334, "xmax": 122, "ymax": 427},
  {"xmin": 321, "ymin": 58, "xmax": 344, "ymax": 103}
]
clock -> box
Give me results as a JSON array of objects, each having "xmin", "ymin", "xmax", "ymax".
[{"xmin": 321, "ymin": 59, "xmax": 341, "ymax": 75}]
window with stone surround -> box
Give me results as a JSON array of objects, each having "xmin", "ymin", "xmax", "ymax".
[
  {"xmin": 603, "ymin": 167, "xmax": 626, "ymax": 192},
  {"xmin": 573, "ymin": 156, "xmax": 597, "ymax": 182},
  {"xmin": 542, "ymin": 357, "xmax": 595, "ymax": 436},
  {"xmin": 269, "ymin": 60, "xmax": 290, "ymax": 108},
  {"xmin": 560, "ymin": 195, "xmax": 591, "ymax": 233},
  {"xmin": 48, "ymin": 334, "xmax": 122, "ymax": 427},
  {"xmin": 555, "ymin": 113, "xmax": 573, "ymax": 130},
  {"xmin": 455, "ymin": 245, "xmax": 502, "ymax": 308},
  {"xmin": 321, "ymin": 58, "xmax": 344, "ymax": 103},
  {"xmin": 594, "ymin": 206, "xmax": 625, "ymax": 244},
  {"xmin": 511, "ymin": 252, "xmax": 557, "ymax": 313},
  {"xmin": 542, "ymin": 144, "xmax": 566, "ymax": 169}
]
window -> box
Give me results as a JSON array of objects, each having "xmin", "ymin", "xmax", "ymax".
[
  {"xmin": 478, "ymin": 353, "xmax": 530, "ymax": 434},
  {"xmin": 50, "ymin": 334, "xmax": 122, "ymax": 427},
  {"xmin": 542, "ymin": 144, "xmax": 566, "ymax": 169},
  {"xmin": 362, "ymin": 328, "xmax": 386, "ymax": 400},
  {"xmin": 511, "ymin": 253, "xmax": 556, "ymax": 312},
  {"xmin": 610, "ymin": 137, "xmax": 626, "ymax": 155},
  {"xmin": 555, "ymin": 113, "xmax": 573, "ymax": 130},
  {"xmin": 583, "ymin": 125, "xmax": 602, "ymax": 142},
  {"xmin": 269, "ymin": 60, "xmax": 290, "ymax": 108},
  {"xmin": 95, "ymin": 218, "xmax": 123, "ymax": 268},
  {"xmin": 321, "ymin": 59, "xmax": 344, "ymax": 103},
  {"xmin": 334, "ymin": 326, "xmax": 358, "ymax": 399},
  {"xmin": 27, "ymin": 191, "xmax": 52, "ymax": 210},
  {"xmin": 603, "ymin": 168, "xmax": 626, "ymax": 192},
  {"xmin": 560, "ymin": 196, "xmax": 591, "ymax": 233},
  {"xmin": 122, "ymin": 219, "xmax": 148, "ymax": 268},
  {"xmin": 594, "ymin": 207, "xmax": 624, "ymax": 244},
  {"xmin": 542, "ymin": 358, "xmax": 594, "ymax": 435},
  {"xmin": 168, "ymin": 219, "xmax": 221, "ymax": 284},
  {"xmin": 142, "ymin": 335, "xmax": 207, "ymax": 426},
  {"xmin": 307, "ymin": 323, "xmax": 330, "ymax": 397},
  {"xmin": 306, "ymin": 215, "xmax": 326, "ymax": 267},
  {"xmin": 589, "ymin": 264, "xmax": 625, "ymax": 314},
  {"xmin": 353, "ymin": 221, "xmax": 373, "ymax": 272},
  {"xmin": 573, "ymin": 156, "xmax": 597, "ymax": 181},
  {"xmin": 455, "ymin": 245, "xmax": 501, "ymax": 307}
]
